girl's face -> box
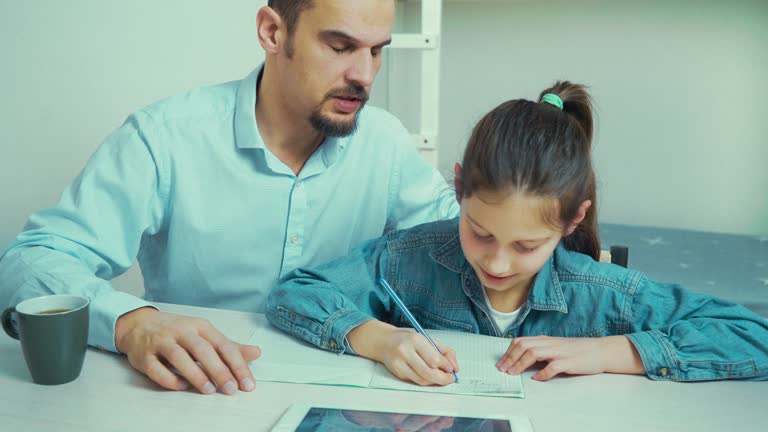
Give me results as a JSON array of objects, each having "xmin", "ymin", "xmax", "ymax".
[{"xmin": 459, "ymin": 190, "xmax": 564, "ymax": 298}]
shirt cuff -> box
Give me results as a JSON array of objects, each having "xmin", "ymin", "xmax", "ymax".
[
  {"xmin": 89, "ymin": 289, "xmax": 155, "ymax": 353},
  {"xmin": 324, "ymin": 308, "xmax": 374, "ymax": 355},
  {"xmin": 625, "ymin": 329, "xmax": 678, "ymax": 381}
]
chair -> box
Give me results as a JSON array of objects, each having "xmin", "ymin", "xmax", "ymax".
[{"xmin": 599, "ymin": 245, "xmax": 629, "ymax": 268}]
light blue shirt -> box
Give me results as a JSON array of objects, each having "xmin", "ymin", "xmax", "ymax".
[{"xmin": 0, "ymin": 67, "xmax": 459, "ymax": 352}]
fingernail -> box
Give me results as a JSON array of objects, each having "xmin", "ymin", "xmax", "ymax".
[
  {"xmin": 202, "ymin": 381, "xmax": 216, "ymax": 394},
  {"xmin": 177, "ymin": 380, "xmax": 189, "ymax": 391},
  {"xmin": 223, "ymin": 380, "xmax": 238, "ymax": 394},
  {"xmin": 242, "ymin": 378, "xmax": 255, "ymax": 391},
  {"xmin": 508, "ymin": 368, "xmax": 517, "ymax": 375}
]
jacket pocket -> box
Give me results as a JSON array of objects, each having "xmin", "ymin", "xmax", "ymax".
[{"xmin": 393, "ymin": 306, "xmax": 474, "ymax": 333}]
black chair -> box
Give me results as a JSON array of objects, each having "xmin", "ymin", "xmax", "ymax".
[{"xmin": 599, "ymin": 245, "xmax": 629, "ymax": 268}]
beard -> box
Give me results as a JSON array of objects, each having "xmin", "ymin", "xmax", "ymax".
[
  {"xmin": 309, "ymin": 84, "xmax": 369, "ymax": 137},
  {"xmin": 309, "ymin": 110, "xmax": 360, "ymax": 137}
]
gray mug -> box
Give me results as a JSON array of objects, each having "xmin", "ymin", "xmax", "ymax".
[{"xmin": 2, "ymin": 294, "xmax": 89, "ymax": 385}]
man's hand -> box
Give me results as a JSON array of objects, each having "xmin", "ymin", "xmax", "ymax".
[
  {"xmin": 347, "ymin": 320, "xmax": 459, "ymax": 386},
  {"xmin": 496, "ymin": 335, "xmax": 644, "ymax": 381},
  {"xmin": 115, "ymin": 307, "xmax": 261, "ymax": 395}
]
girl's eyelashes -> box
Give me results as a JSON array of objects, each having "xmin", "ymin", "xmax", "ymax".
[
  {"xmin": 470, "ymin": 224, "xmax": 542, "ymax": 252},
  {"xmin": 472, "ymin": 231, "xmax": 494, "ymax": 242},
  {"xmin": 515, "ymin": 244, "xmax": 538, "ymax": 254}
]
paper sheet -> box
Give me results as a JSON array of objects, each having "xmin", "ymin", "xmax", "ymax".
[
  {"xmin": 248, "ymin": 318, "xmax": 524, "ymax": 398},
  {"xmin": 248, "ymin": 316, "xmax": 375, "ymax": 387}
]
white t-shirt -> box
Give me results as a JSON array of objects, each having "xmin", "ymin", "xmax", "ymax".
[{"xmin": 482, "ymin": 288, "xmax": 524, "ymax": 333}]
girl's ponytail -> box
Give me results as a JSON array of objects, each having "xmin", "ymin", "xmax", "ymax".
[
  {"xmin": 538, "ymin": 82, "xmax": 600, "ymax": 260},
  {"xmin": 539, "ymin": 82, "xmax": 594, "ymax": 147}
]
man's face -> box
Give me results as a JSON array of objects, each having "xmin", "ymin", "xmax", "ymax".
[{"xmin": 275, "ymin": 0, "xmax": 394, "ymax": 137}]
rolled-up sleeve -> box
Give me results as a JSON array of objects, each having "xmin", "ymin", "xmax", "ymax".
[{"xmin": 267, "ymin": 236, "xmax": 393, "ymax": 355}]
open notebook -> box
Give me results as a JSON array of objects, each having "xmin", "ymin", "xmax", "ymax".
[{"xmin": 247, "ymin": 317, "xmax": 524, "ymax": 398}]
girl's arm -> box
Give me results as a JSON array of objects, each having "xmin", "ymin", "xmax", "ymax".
[
  {"xmin": 624, "ymin": 277, "xmax": 768, "ymax": 381},
  {"xmin": 266, "ymin": 236, "xmax": 392, "ymax": 355},
  {"xmin": 266, "ymin": 235, "xmax": 459, "ymax": 386},
  {"xmin": 496, "ymin": 335, "xmax": 645, "ymax": 381},
  {"xmin": 498, "ymin": 278, "xmax": 768, "ymax": 381}
]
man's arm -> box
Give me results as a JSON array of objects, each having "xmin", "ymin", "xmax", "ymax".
[
  {"xmin": 385, "ymin": 123, "xmax": 459, "ymax": 232},
  {"xmin": 0, "ymin": 111, "xmax": 260, "ymax": 394},
  {"xmin": 0, "ymin": 111, "xmax": 165, "ymax": 352}
]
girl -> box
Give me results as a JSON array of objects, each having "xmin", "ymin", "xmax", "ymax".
[{"xmin": 266, "ymin": 82, "xmax": 768, "ymax": 386}]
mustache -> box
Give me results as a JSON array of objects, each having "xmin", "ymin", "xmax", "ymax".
[{"xmin": 326, "ymin": 85, "xmax": 369, "ymax": 102}]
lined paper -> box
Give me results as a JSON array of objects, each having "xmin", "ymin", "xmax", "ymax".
[{"xmin": 369, "ymin": 330, "xmax": 524, "ymax": 397}]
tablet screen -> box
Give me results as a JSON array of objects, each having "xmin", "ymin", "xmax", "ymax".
[{"xmin": 294, "ymin": 407, "xmax": 514, "ymax": 431}]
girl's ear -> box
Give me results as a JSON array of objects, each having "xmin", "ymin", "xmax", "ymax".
[
  {"xmin": 453, "ymin": 163, "xmax": 462, "ymax": 203},
  {"xmin": 256, "ymin": 6, "xmax": 283, "ymax": 55},
  {"xmin": 565, "ymin": 200, "xmax": 592, "ymax": 236}
]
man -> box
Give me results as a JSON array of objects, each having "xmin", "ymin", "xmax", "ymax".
[{"xmin": 0, "ymin": 0, "xmax": 457, "ymax": 395}]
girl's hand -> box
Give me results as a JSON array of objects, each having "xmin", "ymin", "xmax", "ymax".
[
  {"xmin": 347, "ymin": 320, "xmax": 459, "ymax": 386},
  {"xmin": 379, "ymin": 329, "xmax": 459, "ymax": 386},
  {"xmin": 496, "ymin": 335, "xmax": 644, "ymax": 381}
]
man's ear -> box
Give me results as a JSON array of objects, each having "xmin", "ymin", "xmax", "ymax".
[
  {"xmin": 564, "ymin": 200, "xmax": 592, "ymax": 236},
  {"xmin": 256, "ymin": 6, "xmax": 284, "ymax": 55},
  {"xmin": 453, "ymin": 163, "xmax": 462, "ymax": 204}
]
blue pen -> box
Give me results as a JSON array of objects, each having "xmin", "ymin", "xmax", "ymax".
[{"xmin": 378, "ymin": 277, "xmax": 459, "ymax": 383}]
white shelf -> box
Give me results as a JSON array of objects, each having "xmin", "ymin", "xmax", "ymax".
[
  {"xmin": 389, "ymin": 0, "xmax": 442, "ymax": 167},
  {"xmin": 389, "ymin": 33, "xmax": 439, "ymax": 49}
]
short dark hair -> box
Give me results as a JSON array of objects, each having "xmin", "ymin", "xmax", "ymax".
[{"xmin": 268, "ymin": 0, "xmax": 315, "ymax": 35}]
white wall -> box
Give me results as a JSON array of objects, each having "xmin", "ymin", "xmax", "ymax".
[
  {"xmin": 1, "ymin": 1, "xmax": 766, "ymax": 295},
  {"xmin": 0, "ymin": 0, "xmax": 268, "ymax": 294},
  {"xmin": 395, "ymin": 0, "xmax": 768, "ymax": 236}
]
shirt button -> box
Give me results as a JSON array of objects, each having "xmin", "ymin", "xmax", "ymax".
[
  {"xmin": 290, "ymin": 235, "xmax": 300, "ymax": 244},
  {"xmin": 329, "ymin": 339, "xmax": 338, "ymax": 350},
  {"xmin": 658, "ymin": 367, "xmax": 669, "ymax": 377},
  {"xmin": 295, "ymin": 180, "xmax": 302, "ymax": 187}
]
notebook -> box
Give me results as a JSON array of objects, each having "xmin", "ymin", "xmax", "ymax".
[{"xmin": 247, "ymin": 316, "xmax": 524, "ymax": 398}]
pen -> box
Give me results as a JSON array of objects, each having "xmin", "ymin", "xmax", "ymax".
[{"xmin": 378, "ymin": 277, "xmax": 459, "ymax": 383}]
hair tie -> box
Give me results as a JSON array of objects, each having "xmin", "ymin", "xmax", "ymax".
[{"xmin": 541, "ymin": 93, "xmax": 563, "ymax": 110}]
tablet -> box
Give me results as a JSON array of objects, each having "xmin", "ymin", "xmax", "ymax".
[{"xmin": 271, "ymin": 404, "xmax": 533, "ymax": 431}]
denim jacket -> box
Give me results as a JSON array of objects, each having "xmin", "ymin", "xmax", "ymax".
[{"xmin": 267, "ymin": 218, "xmax": 768, "ymax": 381}]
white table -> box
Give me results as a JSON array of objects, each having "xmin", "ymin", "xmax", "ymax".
[{"xmin": 1, "ymin": 303, "xmax": 766, "ymax": 432}]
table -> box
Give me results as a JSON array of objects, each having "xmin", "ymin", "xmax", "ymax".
[{"xmin": 1, "ymin": 303, "xmax": 766, "ymax": 432}]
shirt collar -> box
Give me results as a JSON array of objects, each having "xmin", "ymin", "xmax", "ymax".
[
  {"xmin": 235, "ymin": 65, "xmax": 264, "ymax": 150},
  {"xmin": 234, "ymin": 64, "xmax": 346, "ymax": 173}
]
